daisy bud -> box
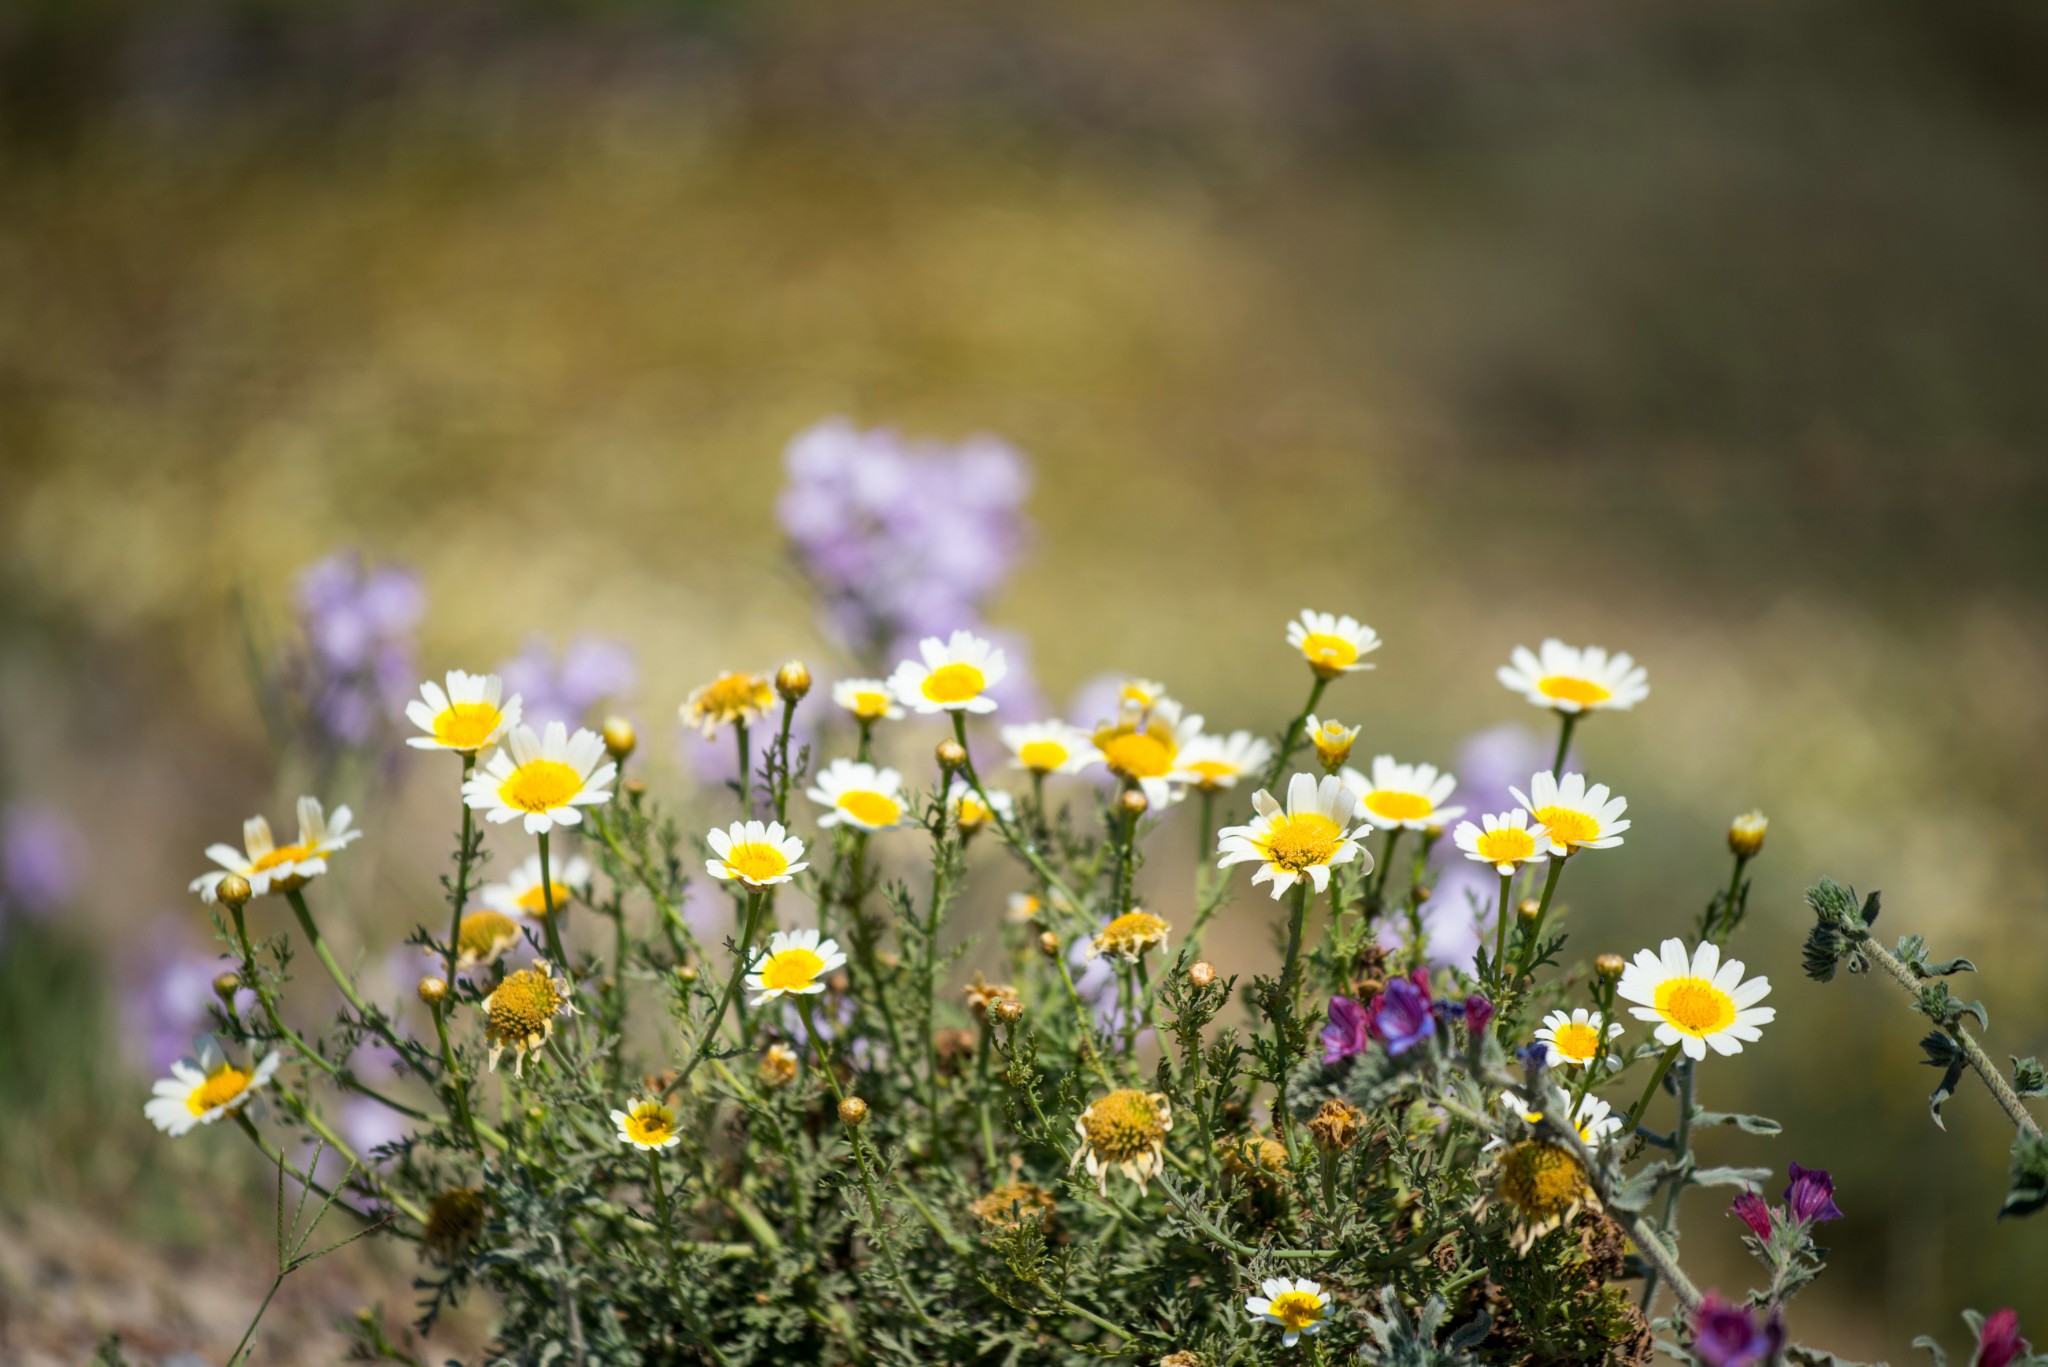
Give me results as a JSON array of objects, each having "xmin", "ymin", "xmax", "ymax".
[
  {"xmin": 775, "ymin": 660, "xmax": 812, "ymax": 702},
  {"xmin": 1119, "ymin": 788, "xmax": 1150, "ymax": 819},
  {"xmin": 418, "ymin": 976, "xmax": 449, "ymax": 1006},
  {"xmin": 838, "ymin": 1096, "xmax": 869, "ymax": 1128},
  {"xmin": 676, "ymin": 963, "xmax": 699, "ymax": 984},
  {"xmin": 759, "ymin": 1043, "xmax": 799, "ymax": 1088},
  {"xmin": 1305, "ymin": 714, "xmax": 1358, "ymax": 771},
  {"xmin": 1518, "ymin": 899, "xmax": 1542, "ymax": 927},
  {"xmin": 216, "ymin": 873, "xmax": 253, "ymax": 910},
  {"xmin": 1413, "ymin": 883, "xmax": 1433, "ymax": 903},
  {"xmin": 625, "ymin": 777, "xmax": 649, "ymax": 800},
  {"xmin": 1728, "ymin": 810, "xmax": 1769, "ymax": 858},
  {"xmin": 212, "ymin": 972, "xmax": 243, "ymax": 1002},
  {"xmin": 992, "ymin": 997, "xmax": 1025, "ymax": 1025},
  {"xmin": 601, "ymin": 716, "xmax": 637, "ymax": 760},
  {"xmin": 1038, "ymin": 930, "xmax": 1061, "ymax": 958},
  {"xmin": 936, "ymin": 739, "xmax": 968, "ymax": 772},
  {"xmin": 1188, "ymin": 961, "xmax": 1217, "ymax": 989},
  {"xmin": 1595, "ymin": 953, "xmax": 1627, "ymax": 982}
]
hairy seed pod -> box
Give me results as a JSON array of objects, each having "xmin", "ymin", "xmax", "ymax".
[
  {"xmin": 601, "ymin": 715, "xmax": 637, "ymax": 759},
  {"xmin": 417, "ymin": 976, "xmax": 450, "ymax": 1006}
]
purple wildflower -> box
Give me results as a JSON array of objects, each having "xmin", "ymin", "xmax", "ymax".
[
  {"xmin": 1782, "ymin": 1162, "xmax": 1843, "ymax": 1226},
  {"xmin": 119, "ymin": 925, "xmax": 247, "ymax": 1072},
  {"xmin": 1, "ymin": 804, "xmax": 82, "ymax": 921},
  {"xmin": 1462, "ymin": 993, "xmax": 1494, "ymax": 1035},
  {"xmin": 1729, "ymin": 1190, "xmax": 1775, "ymax": 1241},
  {"xmin": 1322, "ymin": 995, "xmax": 1371, "ymax": 1064},
  {"xmin": 497, "ymin": 633, "xmax": 637, "ymax": 730},
  {"xmin": 1978, "ymin": 1309, "xmax": 2027, "ymax": 1367},
  {"xmin": 288, "ymin": 552, "xmax": 423, "ymax": 748},
  {"xmin": 1378, "ymin": 855, "xmax": 1491, "ymax": 974},
  {"xmin": 1454, "ymin": 723, "xmax": 1574, "ymax": 818},
  {"xmin": 1691, "ymin": 1294, "xmax": 1784, "ymax": 1367},
  {"xmin": 1364, "ymin": 971, "xmax": 1436, "ymax": 1057}
]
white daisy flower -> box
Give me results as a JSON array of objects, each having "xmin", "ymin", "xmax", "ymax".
[
  {"xmin": 886, "ymin": 630, "xmax": 1007, "ymax": 715},
  {"xmin": 145, "ymin": 1036, "xmax": 280, "ymax": 1137},
  {"xmin": 946, "ymin": 777, "xmax": 1014, "ymax": 832},
  {"xmin": 1534, "ymin": 1008, "xmax": 1624, "ymax": 1070},
  {"xmin": 831, "ymin": 678, "xmax": 903, "ymax": 723},
  {"xmin": 1216, "ymin": 772, "xmax": 1369, "ymax": 899},
  {"xmin": 1092, "ymin": 698, "xmax": 1205, "ymax": 807},
  {"xmin": 405, "ymin": 670, "xmax": 521, "ymax": 754},
  {"xmin": 744, "ymin": 927, "xmax": 849, "ymax": 1005},
  {"xmin": 1451, "ymin": 810, "xmax": 1559, "ymax": 876},
  {"xmin": 1170, "ymin": 730, "xmax": 1272, "ymax": 793},
  {"xmin": 190, "ymin": 797, "xmax": 361, "ymax": 903},
  {"xmin": 1245, "ymin": 1277, "xmax": 1332, "ymax": 1347},
  {"xmin": 464, "ymin": 722, "xmax": 617, "ymax": 835},
  {"xmin": 1000, "ymin": 720, "xmax": 1100, "ymax": 776},
  {"xmin": 1341, "ymin": 755, "xmax": 1466, "ymax": 831},
  {"xmin": 1616, "ymin": 938, "xmax": 1774, "ymax": 1061},
  {"xmin": 1509, "ymin": 771, "xmax": 1630, "ymax": 854},
  {"xmin": 706, "ymin": 820, "xmax": 809, "ymax": 887},
  {"xmin": 610, "ymin": 1095, "xmax": 682, "ymax": 1151},
  {"xmin": 807, "ymin": 759, "xmax": 909, "ymax": 832},
  {"xmin": 1494, "ymin": 1089, "xmax": 1625, "ymax": 1147},
  {"xmin": 680, "ymin": 671, "xmax": 774, "ymax": 738},
  {"xmin": 479, "ymin": 852, "xmax": 592, "ymax": 919},
  {"xmin": 1304, "ymin": 715, "xmax": 1358, "ymax": 771},
  {"xmin": 1286, "ymin": 610, "xmax": 1381, "ymax": 679},
  {"xmin": 1498, "ymin": 639, "xmax": 1649, "ymax": 714}
]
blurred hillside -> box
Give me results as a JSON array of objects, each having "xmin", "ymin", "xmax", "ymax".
[{"xmin": 1, "ymin": 0, "xmax": 2045, "ymax": 1359}]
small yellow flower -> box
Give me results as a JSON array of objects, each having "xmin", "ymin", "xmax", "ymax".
[
  {"xmin": 1510, "ymin": 771, "xmax": 1630, "ymax": 854},
  {"xmin": 479, "ymin": 852, "xmax": 591, "ymax": 919},
  {"xmin": 1534, "ymin": 1008, "xmax": 1623, "ymax": 1070},
  {"xmin": 145, "ymin": 1036, "xmax": 279, "ymax": 1136},
  {"xmin": 1286, "ymin": 610, "xmax": 1380, "ymax": 679},
  {"xmin": 807, "ymin": 759, "xmax": 908, "ymax": 832},
  {"xmin": 1093, "ymin": 698, "xmax": 1203, "ymax": 807},
  {"xmin": 1170, "ymin": 730, "xmax": 1272, "ymax": 792},
  {"xmin": 946, "ymin": 777, "xmax": 1013, "ymax": 833},
  {"xmin": 1615, "ymin": 938, "xmax": 1774, "ymax": 1061},
  {"xmin": 1092, "ymin": 910, "xmax": 1171, "ymax": 963},
  {"xmin": 680, "ymin": 671, "xmax": 775, "ymax": 738},
  {"xmin": 610, "ymin": 1095, "xmax": 681, "ymax": 1151},
  {"xmin": 1451, "ymin": 810, "xmax": 1558, "ymax": 876},
  {"xmin": 1071, "ymin": 1089, "xmax": 1173, "ymax": 1196},
  {"xmin": 1216, "ymin": 773, "xmax": 1369, "ymax": 899},
  {"xmin": 1487, "ymin": 1139, "xmax": 1596, "ymax": 1254},
  {"xmin": 1303, "ymin": 715, "xmax": 1358, "ymax": 771},
  {"xmin": 480, "ymin": 958, "xmax": 579, "ymax": 1075},
  {"xmin": 831, "ymin": 678, "xmax": 904, "ymax": 723},
  {"xmin": 705, "ymin": 820, "xmax": 809, "ymax": 888},
  {"xmin": 744, "ymin": 928, "xmax": 848, "ymax": 1006},
  {"xmin": 1245, "ymin": 1277, "xmax": 1332, "ymax": 1347},
  {"xmin": 1001, "ymin": 720, "xmax": 1100, "ymax": 776},
  {"xmin": 1343, "ymin": 755, "xmax": 1465, "ymax": 831},
  {"xmin": 464, "ymin": 722, "xmax": 617, "ymax": 835},
  {"xmin": 1498, "ymin": 639, "xmax": 1648, "ymax": 714},
  {"xmin": 1729, "ymin": 810, "xmax": 1769, "ymax": 858},
  {"xmin": 406, "ymin": 670, "xmax": 520, "ymax": 754},
  {"xmin": 887, "ymin": 630, "xmax": 1007, "ymax": 715}
]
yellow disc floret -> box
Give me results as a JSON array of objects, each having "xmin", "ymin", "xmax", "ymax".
[
  {"xmin": 1259, "ymin": 813, "xmax": 1342, "ymax": 872},
  {"xmin": 1653, "ymin": 976, "xmax": 1738, "ymax": 1037},
  {"xmin": 457, "ymin": 909, "xmax": 523, "ymax": 967},
  {"xmin": 499, "ymin": 760, "xmax": 583, "ymax": 815},
  {"xmin": 1073, "ymin": 1089, "xmax": 1173, "ymax": 1195},
  {"xmin": 482, "ymin": 960, "xmax": 575, "ymax": 1075},
  {"xmin": 186, "ymin": 1064, "xmax": 253, "ymax": 1117},
  {"xmin": 1093, "ymin": 911, "xmax": 1170, "ymax": 962}
]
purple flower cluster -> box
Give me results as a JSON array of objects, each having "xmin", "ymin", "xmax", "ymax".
[
  {"xmin": 1323, "ymin": 971, "xmax": 1439, "ymax": 1063},
  {"xmin": 0, "ymin": 804, "xmax": 81, "ymax": 937},
  {"xmin": 497, "ymin": 633, "xmax": 637, "ymax": 730},
  {"xmin": 289, "ymin": 552, "xmax": 424, "ymax": 747},
  {"xmin": 1692, "ymin": 1294, "xmax": 1784, "ymax": 1367},
  {"xmin": 119, "ymin": 923, "xmax": 248, "ymax": 1072},
  {"xmin": 1728, "ymin": 1162, "xmax": 1844, "ymax": 1240},
  {"xmin": 777, "ymin": 419, "xmax": 1033, "ymax": 667}
]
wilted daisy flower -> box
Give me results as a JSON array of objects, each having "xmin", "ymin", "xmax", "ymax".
[
  {"xmin": 887, "ymin": 630, "xmax": 1007, "ymax": 715},
  {"xmin": 190, "ymin": 797, "xmax": 361, "ymax": 903},
  {"xmin": 831, "ymin": 678, "xmax": 903, "ymax": 724},
  {"xmin": 479, "ymin": 852, "xmax": 591, "ymax": 920},
  {"xmin": 405, "ymin": 670, "xmax": 521, "ymax": 754},
  {"xmin": 945, "ymin": 777, "xmax": 1014, "ymax": 833},
  {"xmin": 452, "ymin": 909, "xmax": 524, "ymax": 969},
  {"xmin": 807, "ymin": 759, "xmax": 909, "ymax": 832},
  {"xmin": 610, "ymin": 1095, "xmax": 681, "ymax": 1151},
  {"xmin": 1486, "ymin": 1138, "xmax": 1596, "ymax": 1254},
  {"xmin": 481, "ymin": 958, "xmax": 578, "ymax": 1075},
  {"xmin": 145, "ymin": 1036, "xmax": 280, "ymax": 1136},
  {"xmin": 1452, "ymin": 810, "xmax": 1558, "ymax": 875},
  {"xmin": 1498, "ymin": 640, "xmax": 1649, "ymax": 714},
  {"xmin": 1245, "ymin": 1278, "xmax": 1332, "ymax": 1347},
  {"xmin": 1092, "ymin": 698, "xmax": 1204, "ymax": 806},
  {"xmin": 1509, "ymin": 771, "xmax": 1630, "ymax": 854},
  {"xmin": 1071, "ymin": 1088, "xmax": 1172, "ymax": 1196},
  {"xmin": 1286, "ymin": 610, "xmax": 1381, "ymax": 680},
  {"xmin": 706, "ymin": 820, "xmax": 809, "ymax": 888},
  {"xmin": 1494, "ymin": 1089, "xmax": 1624, "ymax": 1146},
  {"xmin": 1170, "ymin": 730, "xmax": 1271, "ymax": 792},
  {"xmin": 1343, "ymin": 756, "xmax": 1466, "ymax": 831},
  {"xmin": 1534, "ymin": 1008, "xmax": 1623, "ymax": 1070},
  {"xmin": 464, "ymin": 722, "xmax": 617, "ymax": 835},
  {"xmin": 745, "ymin": 928, "xmax": 849, "ymax": 1005},
  {"xmin": 1216, "ymin": 772, "xmax": 1369, "ymax": 899},
  {"xmin": 1304, "ymin": 715, "xmax": 1358, "ymax": 771},
  {"xmin": 1091, "ymin": 910, "xmax": 1170, "ymax": 962},
  {"xmin": 1617, "ymin": 938, "xmax": 1774, "ymax": 1061},
  {"xmin": 969, "ymin": 1181, "xmax": 1056, "ymax": 1230},
  {"xmin": 680, "ymin": 671, "xmax": 775, "ymax": 738},
  {"xmin": 1001, "ymin": 720, "xmax": 1099, "ymax": 776}
]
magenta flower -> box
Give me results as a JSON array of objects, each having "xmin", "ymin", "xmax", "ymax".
[
  {"xmin": 1782, "ymin": 1162, "xmax": 1844, "ymax": 1226},
  {"xmin": 1979, "ymin": 1309, "xmax": 2027, "ymax": 1367},
  {"xmin": 1462, "ymin": 993, "xmax": 1495, "ymax": 1035},
  {"xmin": 1322, "ymin": 995, "xmax": 1371, "ymax": 1064},
  {"xmin": 1692, "ymin": 1294, "xmax": 1783, "ymax": 1367},
  {"xmin": 1364, "ymin": 971, "xmax": 1436, "ymax": 1057},
  {"xmin": 1729, "ymin": 1190, "xmax": 1775, "ymax": 1241}
]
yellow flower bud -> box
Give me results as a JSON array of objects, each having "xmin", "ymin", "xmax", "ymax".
[
  {"xmin": 1595, "ymin": 953, "xmax": 1627, "ymax": 982},
  {"xmin": 601, "ymin": 716, "xmax": 637, "ymax": 760},
  {"xmin": 936, "ymin": 739, "xmax": 968, "ymax": 772},
  {"xmin": 212, "ymin": 972, "xmax": 243, "ymax": 1002},
  {"xmin": 775, "ymin": 660, "xmax": 812, "ymax": 702},
  {"xmin": 1188, "ymin": 961, "xmax": 1217, "ymax": 990},
  {"xmin": 1118, "ymin": 788, "xmax": 1150, "ymax": 819},
  {"xmin": 838, "ymin": 1096, "xmax": 869, "ymax": 1128},
  {"xmin": 1728, "ymin": 810, "xmax": 1768, "ymax": 858},
  {"xmin": 418, "ymin": 976, "xmax": 449, "ymax": 1006},
  {"xmin": 216, "ymin": 874, "xmax": 252, "ymax": 909}
]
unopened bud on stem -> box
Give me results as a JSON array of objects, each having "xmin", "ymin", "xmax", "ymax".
[
  {"xmin": 418, "ymin": 976, "xmax": 449, "ymax": 1006},
  {"xmin": 213, "ymin": 972, "xmax": 243, "ymax": 1002},
  {"xmin": 838, "ymin": 1096, "xmax": 869, "ymax": 1128},
  {"xmin": 601, "ymin": 716, "xmax": 637, "ymax": 760},
  {"xmin": 217, "ymin": 874, "xmax": 252, "ymax": 910},
  {"xmin": 1728, "ymin": 810, "xmax": 1769, "ymax": 858},
  {"xmin": 1594, "ymin": 953, "xmax": 1627, "ymax": 982},
  {"xmin": 936, "ymin": 739, "xmax": 968, "ymax": 772},
  {"xmin": 1188, "ymin": 961, "xmax": 1217, "ymax": 989},
  {"xmin": 775, "ymin": 660, "xmax": 812, "ymax": 703}
]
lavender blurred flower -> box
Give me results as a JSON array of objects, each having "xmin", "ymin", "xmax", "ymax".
[
  {"xmin": 1069, "ymin": 934, "xmax": 1139, "ymax": 1036},
  {"xmin": 337, "ymin": 1095, "xmax": 411, "ymax": 1165},
  {"xmin": 1454, "ymin": 723, "xmax": 1574, "ymax": 819},
  {"xmin": 1729, "ymin": 1189, "xmax": 1775, "ymax": 1240},
  {"xmin": 121, "ymin": 925, "xmax": 246, "ymax": 1072},
  {"xmin": 1978, "ymin": 1309, "xmax": 2028, "ymax": 1367},
  {"xmin": 1322, "ymin": 995, "xmax": 1370, "ymax": 1064},
  {"xmin": 1379, "ymin": 857, "xmax": 1492, "ymax": 974},
  {"xmin": 1365, "ymin": 971, "xmax": 1436, "ymax": 1057},
  {"xmin": 1, "ymin": 804, "xmax": 82, "ymax": 921},
  {"xmin": 1691, "ymin": 1294, "xmax": 1783, "ymax": 1367},
  {"xmin": 498, "ymin": 633, "xmax": 637, "ymax": 730},
  {"xmin": 1782, "ymin": 1162, "xmax": 1844, "ymax": 1226},
  {"xmin": 288, "ymin": 552, "xmax": 423, "ymax": 748}
]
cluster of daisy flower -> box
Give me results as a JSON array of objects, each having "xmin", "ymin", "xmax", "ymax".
[{"xmin": 156, "ymin": 576, "xmax": 2022, "ymax": 1367}]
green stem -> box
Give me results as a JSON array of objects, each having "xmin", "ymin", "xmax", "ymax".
[
  {"xmin": 1370, "ymin": 827, "xmax": 1404, "ymax": 911},
  {"xmin": 1262, "ymin": 676, "xmax": 1330, "ymax": 791},
  {"xmin": 734, "ymin": 719, "xmax": 752, "ymax": 818},
  {"xmin": 649, "ymin": 1151, "xmax": 679, "ymax": 1287},
  {"xmin": 1513, "ymin": 857, "xmax": 1569, "ymax": 983},
  {"xmin": 429, "ymin": 999, "xmax": 478, "ymax": 1149},
  {"xmin": 232, "ymin": 1110, "xmax": 376, "ymax": 1224},
  {"xmin": 1709, "ymin": 852, "xmax": 1750, "ymax": 946},
  {"xmin": 445, "ymin": 752, "xmax": 480, "ymax": 985},
  {"xmin": 772, "ymin": 698, "xmax": 798, "ymax": 824},
  {"xmin": 1490, "ymin": 871, "xmax": 1512, "ymax": 991},
  {"xmin": 673, "ymin": 890, "xmax": 767, "ymax": 1095},
  {"xmin": 950, "ymin": 714, "xmax": 1087, "ymax": 915},
  {"xmin": 1640, "ymin": 1056, "xmax": 1696, "ymax": 1312},
  {"xmin": 536, "ymin": 832, "xmax": 573, "ymax": 970},
  {"xmin": 1624, "ymin": 1043, "xmax": 1684, "ymax": 1133},
  {"xmin": 1551, "ymin": 711, "xmax": 1579, "ymax": 777}
]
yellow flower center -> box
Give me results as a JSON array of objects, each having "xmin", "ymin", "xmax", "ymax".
[
  {"xmin": 758, "ymin": 947, "xmax": 826, "ymax": 993},
  {"xmin": 1080, "ymin": 1089, "xmax": 1168, "ymax": 1163},
  {"xmin": 514, "ymin": 883, "xmax": 575, "ymax": 915},
  {"xmin": 1364, "ymin": 790, "xmax": 1432, "ymax": 823},
  {"xmin": 1184, "ymin": 759, "xmax": 1238, "ymax": 788},
  {"xmin": 432, "ymin": 701, "xmax": 504, "ymax": 749},
  {"xmin": 837, "ymin": 791, "xmax": 903, "ymax": 828},
  {"xmin": 1498, "ymin": 1139, "xmax": 1589, "ymax": 1222},
  {"xmin": 249, "ymin": 843, "xmax": 315, "ymax": 873},
  {"xmin": 486, "ymin": 968, "xmax": 567, "ymax": 1044},
  {"xmin": 722, "ymin": 842, "xmax": 791, "ymax": 884},
  {"xmin": 921, "ymin": 663, "xmax": 987, "ymax": 705},
  {"xmin": 1099, "ymin": 730, "xmax": 1176, "ymax": 779},
  {"xmin": 1538, "ymin": 675, "xmax": 1612, "ymax": 707},
  {"xmin": 1475, "ymin": 827, "xmax": 1537, "ymax": 864},
  {"xmin": 851, "ymin": 690, "xmax": 893, "ymax": 719},
  {"xmin": 1260, "ymin": 812, "xmax": 1343, "ymax": 872},
  {"xmin": 1300, "ymin": 632, "xmax": 1359, "ymax": 671},
  {"xmin": 1267, "ymin": 1291, "xmax": 1324, "ymax": 1333},
  {"xmin": 1534, "ymin": 805, "xmax": 1600, "ymax": 848},
  {"xmin": 1653, "ymin": 976, "xmax": 1737, "ymax": 1037},
  {"xmin": 1550, "ymin": 1021, "xmax": 1602, "ymax": 1063},
  {"xmin": 1018, "ymin": 740, "xmax": 1069, "ymax": 772},
  {"xmin": 186, "ymin": 1064, "xmax": 252, "ymax": 1116},
  {"xmin": 623, "ymin": 1102, "xmax": 676, "ymax": 1146},
  {"xmin": 458, "ymin": 909, "xmax": 521, "ymax": 961},
  {"xmin": 1096, "ymin": 911, "xmax": 1169, "ymax": 957},
  {"xmin": 500, "ymin": 759, "xmax": 583, "ymax": 814},
  {"xmin": 693, "ymin": 673, "xmax": 772, "ymax": 722}
]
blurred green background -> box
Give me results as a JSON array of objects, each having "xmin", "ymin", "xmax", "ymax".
[{"xmin": 2, "ymin": 0, "xmax": 2046, "ymax": 1360}]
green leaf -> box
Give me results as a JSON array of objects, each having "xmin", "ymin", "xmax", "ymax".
[
  {"xmin": 1909, "ymin": 1335, "xmax": 1949, "ymax": 1367},
  {"xmin": 1693, "ymin": 1111, "xmax": 1783, "ymax": 1135},
  {"xmin": 1929, "ymin": 1058, "xmax": 1965, "ymax": 1131},
  {"xmin": 2000, "ymin": 1131, "xmax": 2048, "ymax": 1220},
  {"xmin": 1691, "ymin": 1165, "xmax": 1773, "ymax": 1189}
]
